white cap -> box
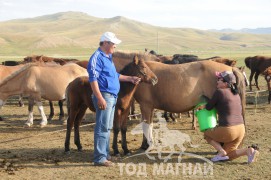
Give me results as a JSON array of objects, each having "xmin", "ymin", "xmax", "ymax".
[{"xmin": 100, "ymin": 32, "xmax": 122, "ymax": 44}]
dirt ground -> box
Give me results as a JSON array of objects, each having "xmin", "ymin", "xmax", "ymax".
[{"xmin": 0, "ymin": 91, "xmax": 270, "ymax": 180}]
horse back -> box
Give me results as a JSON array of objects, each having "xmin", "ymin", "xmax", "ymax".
[
  {"xmin": 134, "ymin": 60, "xmax": 232, "ymax": 112},
  {"xmin": 245, "ymin": 55, "xmax": 271, "ymax": 72},
  {"xmin": 66, "ymin": 76, "xmax": 95, "ymax": 112}
]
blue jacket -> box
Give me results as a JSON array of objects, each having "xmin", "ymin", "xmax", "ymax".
[{"xmin": 87, "ymin": 48, "xmax": 120, "ymax": 97}]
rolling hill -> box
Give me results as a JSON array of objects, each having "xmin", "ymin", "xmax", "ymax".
[{"xmin": 1, "ymin": 11, "xmax": 271, "ymax": 57}]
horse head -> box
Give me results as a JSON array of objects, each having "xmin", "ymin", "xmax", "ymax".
[{"xmin": 121, "ymin": 55, "xmax": 158, "ymax": 86}]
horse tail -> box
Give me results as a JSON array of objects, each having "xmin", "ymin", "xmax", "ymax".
[
  {"xmin": 244, "ymin": 57, "xmax": 252, "ymax": 69},
  {"xmin": 65, "ymin": 83, "xmax": 71, "ymax": 123},
  {"xmin": 233, "ymin": 67, "xmax": 247, "ymax": 148}
]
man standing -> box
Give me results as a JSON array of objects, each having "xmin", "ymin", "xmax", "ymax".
[{"xmin": 87, "ymin": 32, "xmax": 141, "ymax": 166}]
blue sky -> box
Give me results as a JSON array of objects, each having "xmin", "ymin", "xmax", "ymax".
[{"xmin": 0, "ymin": 0, "xmax": 270, "ymax": 30}]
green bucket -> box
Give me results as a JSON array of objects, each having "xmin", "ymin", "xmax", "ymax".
[{"xmin": 195, "ymin": 103, "xmax": 217, "ymax": 132}]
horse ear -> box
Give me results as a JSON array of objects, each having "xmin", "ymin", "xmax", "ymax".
[
  {"xmin": 37, "ymin": 55, "xmax": 42, "ymax": 61},
  {"xmin": 133, "ymin": 55, "xmax": 139, "ymax": 65}
]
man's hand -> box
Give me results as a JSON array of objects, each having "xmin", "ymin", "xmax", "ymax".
[
  {"xmin": 97, "ymin": 97, "xmax": 107, "ymax": 110},
  {"xmin": 130, "ymin": 76, "xmax": 141, "ymax": 85}
]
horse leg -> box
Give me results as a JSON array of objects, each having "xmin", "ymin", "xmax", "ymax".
[
  {"xmin": 129, "ymin": 98, "xmax": 136, "ymax": 120},
  {"xmin": 58, "ymin": 100, "xmax": 65, "ymax": 121},
  {"xmin": 112, "ymin": 126, "xmax": 120, "ymax": 156},
  {"xmin": 187, "ymin": 111, "xmax": 191, "ymax": 118},
  {"xmin": 121, "ymin": 127, "xmax": 130, "ymax": 155},
  {"xmin": 36, "ymin": 101, "xmax": 48, "ymax": 127},
  {"xmin": 65, "ymin": 114, "xmax": 73, "ymax": 153},
  {"xmin": 163, "ymin": 111, "xmax": 170, "ymax": 122},
  {"xmin": 140, "ymin": 106, "xmax": 154, "ymax": 150},
  {"xmin": 48, "ymin": 101, "xmax": 54, "ymax": 121},
  {"xmin": 74, "ymin": 105, "xmax": 87, "ymax": 151},
  {"xmin": 255, "ymin": 71, "xmax": 261, "ymax": 90},
  {"xmin": 25, "ymin": 98, "xmax": 35, "ymax": 127},
  {"xmin": 65, "ymin": 99, "xmax": 76, "ymax": 153},
  {"xmin": 169, "ymin": 112, "xmax": 176, "ymax": 122},
  {"xmin": 18, "ymin": 95, "xmax": 24, "ymax": 107},
  {"xmin": 191, "ymin": 110, "xmax": 197, "ymax": 130},
  {"xmin": 141, "ymin": 134, "xmax": 149, "ymax": 150},
  {"xmin": 249, "ymin": 70, "xmax": 255, "ymax": 91},
  {"xmin": 0, "ymin": 100, "xmax": 6, "ymax": 121},
  {"xmin": 121, "ymin": 110, "xmax": 132, "ymax": 156},
  {"xmin": 112, "ymin": 108, "xmax": 121, "ymax": 156}
]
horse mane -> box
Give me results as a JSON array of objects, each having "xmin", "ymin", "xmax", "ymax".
[
  {"xmin": 232, "ymin": 67, "xmax": 246, "ymax": 124},
  {"xmin": 113, "ymin": 51, "xmax": 158, "ymax": 61},
  {"xmin": 0, "ymin": 63, "xmax": 38, "ymax": 87},
  {"xmin": 119, "ymin": 61, "xmax": 136, "ymax": 76},
  {"xmin": 201, "ymin": 56, "xmax": 221, "ymax": 60},
  {"xmin": 22, "ymin": 55, "xmax": 79, "ymax": 65}
]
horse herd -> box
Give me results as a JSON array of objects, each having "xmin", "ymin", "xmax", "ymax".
[{"xmin": 0, "ymin": 52, "xmax": 270, "ymax": 157}]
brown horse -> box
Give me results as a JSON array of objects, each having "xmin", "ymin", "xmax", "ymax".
[
  {"xmin": 204, "ymin": 56, "xmax": 237, "ymax": 67},
  {"xmin": 0, "ymin": 64, "xmax": 25, "ymax": 115},
  {"xmin": 262, "ymin": 67, "xmax": 271, "ymax": 103},
  {"xmin": 124, "ymin": 60, "xmax": 246, "ymax": 151},
  {"xmin": 245, "ymin": 55, "xmax": 271, "ymax": 91},
  {"xmin": 164, "ymin": 56, "xmax": 237, "ymax": 124},
  {"xmin": 0, "ymin": 63, "xmax": 88, "ymax": 127},
  {"xmin": 64, "ymin": 56, "xmax": 158, "ymax": 153},
  {"xmin": 21, "ymin": 56, "xmax": 86, "ymax": 121},
  {"xmin": 22, "ymin": 55, "xmax": 79, "ymax": 65}
]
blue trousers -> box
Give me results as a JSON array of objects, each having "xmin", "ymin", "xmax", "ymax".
[{"xmin": 92, "ymin": 92, "xmax": 117, "ymax": 163}]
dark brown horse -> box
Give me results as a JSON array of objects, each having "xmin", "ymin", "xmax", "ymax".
[
  {"xmin": 262, "ymin": 67, "xmax": 271, "ymax": 103},
  {"xmin": 245, "ymin": 55, "xmax": 271, "ymax": 91},
  {"xmin": 118, "ymin": 60, "xmax": 246, "ymax": 151},
  {"xmin": 64, "ymin": 56, "xmax": 158, "ymax": 153}
]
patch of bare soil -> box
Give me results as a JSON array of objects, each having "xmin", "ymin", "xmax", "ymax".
[{"xmin": 0, "ymin": 94, "xmax": 270, "ymax": 179}]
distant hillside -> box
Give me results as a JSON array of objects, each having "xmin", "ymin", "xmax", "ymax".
[
  {"xmin": 1, "ymin": 11, "xmax": 271, "ymax": 57},
  {"xmin": 210, "ymin": 27, "xmax": 271, "ymax": 34}
]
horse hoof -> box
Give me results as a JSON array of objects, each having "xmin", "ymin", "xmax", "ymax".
[
  {"xmin": 124, "ymin": 150, "xmax": 131, "ymax": 156},
  {"xmin": 48, "ymin": 116, "xmax": 54, "ymax": 121},
  {"xmin": 140, "ymin": 146, "xmax": 148, "ymax": 150},
  {"xmin": 114, "ymin": 153, "xmax": 121, "ymax": 157},
  {"xmin": 24, "ymin": 123, "xmax": 33, "ymax": 127},
  {"xmin": 40, "ymin": 124, "xmax": 47, "ymax": 128},
  {"xmin": 62, "ymin": 120, "xmax": 67, "ymax": 125},
  {"xmin": 64, "ymin": 151, "xmax": 70, "ymax": 155},
  {"xmin": 59, "ymin": 116, "xmax": 65, "ymax": 121}
]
